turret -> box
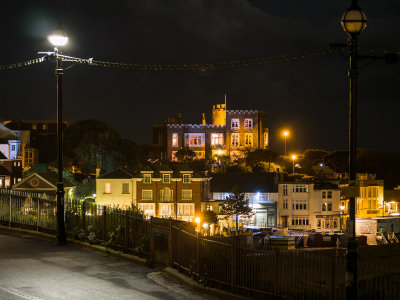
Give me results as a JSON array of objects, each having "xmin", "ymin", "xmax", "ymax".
[{"xmin": 212, "ymin": 104, "xmax": 226, "ymax": 126}]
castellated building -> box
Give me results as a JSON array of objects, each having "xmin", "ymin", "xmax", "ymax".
[{"xmin": 153, "ymin": 104, "xmax": 269, "ymax": 161}]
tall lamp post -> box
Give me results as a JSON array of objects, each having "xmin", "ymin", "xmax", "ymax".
[
  {"xmin": 341, "ymin": 1, "xmax": 367, "ymax": 298},
  {"xmin": 291, "ymin": 154, "xmax": 297, "ymax": 175},
  {"xmin": 48, "ymin": 24, "xmax": 69, "ymax": 245},
  {"xmin": 283, "ymin": 130, "xmax": 289, "ymax": 156}
]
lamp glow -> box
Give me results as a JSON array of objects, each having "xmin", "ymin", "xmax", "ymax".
[
  {"xmin": 195, "ymin": 217, "xmax": 201, "ymax": 224},
  {"xmin": 291, "ymin": 155, "xmax": 297, "ymax": 160},
  {"xmin": 341, "ymin": 3, "xmax": 367, "ymax": 35},
  {"xmin": 48, "ymin": 24, "xmax": 69, "ymax": 47}
]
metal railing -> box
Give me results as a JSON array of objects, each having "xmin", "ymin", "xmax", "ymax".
[
  {"xmin": 0, "ymin": 189, "xmax": 150, "ymax": 257},
  {"xmin": 1, "ymin": 188, "xmax": 399, "ymax": 299}
]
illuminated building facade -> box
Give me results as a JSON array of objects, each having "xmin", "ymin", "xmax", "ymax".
[{"xmin": 153, "ymin": 104, "xmax": 269, "ymax": 161}]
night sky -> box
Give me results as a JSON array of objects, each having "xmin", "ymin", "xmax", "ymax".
[{"xmin": 1, "ymin": 1, "xmax": 399, "ymax": 155}]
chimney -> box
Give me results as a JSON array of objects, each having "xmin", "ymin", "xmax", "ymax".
[
  {"xmin": 201, "ymin": 113, "xmax": 206, "ymax": 125},
  {"xmin": 96, "ymin": 162, "xmax": 101, "ymax": 178},
  {"xmin": 176, "ymin": 113, "xmax": 182, "ymax": 124}
]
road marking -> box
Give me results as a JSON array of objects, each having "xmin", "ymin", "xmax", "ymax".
[
  {"xmin": 147, "ymin": 272, "xmax": 207, "ymax": 300},
  {"xmin": 0, "ymin": 283, "xmax": 42, "ymax": 300}
]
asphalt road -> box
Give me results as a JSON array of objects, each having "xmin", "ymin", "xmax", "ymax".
[{"xmin": 0, "ymin": 231, "xmax": 216, "ymax": 300}]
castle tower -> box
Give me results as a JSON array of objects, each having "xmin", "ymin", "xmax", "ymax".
[{"xmin": 212, "ymin": 104, "xmax": 226, "ymax": 126}]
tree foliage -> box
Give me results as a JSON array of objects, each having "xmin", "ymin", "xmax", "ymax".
[
  {"xmin": 220, "ymin": 185, "xmax": 253, "ymax": 232},
  {"xmin": 175, "ymin": 148, "xmax": 196, "ymax": 162},
  {"xmin": 63, "ymin": 120, "xmax": 138, "ymax": 174}
]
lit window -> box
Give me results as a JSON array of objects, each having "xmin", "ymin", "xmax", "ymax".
[
  {"xmin": 42, "ymin": 124, "xmax": 48, "ymax": 130},
  {"xmin": 206, "ymin": 205, "xmax": 213, "ymax": 211},
  {"xmin": 292, "ymin": 199, "xmax": 308, "ymax": 210},
  {"xmin": 231, "ymin": 133, "xmax": 239, "ymax": 147},
  {"xmin": 138, "ymin": 203, "xmax": 155, "ymax": 217},
  {"xmin": 32, "ymin": 123, "xmax": 37, "ymax": 130},
  {"xmin": 211, "ymin": 133, "xmax": 224, "ymax": 146},
  {"xmin": 183, "ymin": 174, "xmax": 191, "ymax": 183},
  {"xmin": 104, "ymin": 183, "xmax": 111, "ymax": 194},
  {"xmin": 122, "ymin": 183, "xmax": 129, "ymax": 194},
  {"xmin": 264, "ymin": 132, "xmax": 268, "ymax": 146},
  {"xmin": 178, "ymin": 203, "xmax": 195, "ymax": 217},
  {"xmin": 162, "ymin": 174, "xmax": 171, "ymax": 184},
  {"xmin": 160, "ymin": 188, "xmax": 173, "ymax": 201},
  {"xmin": 171, "ymin": 151, "xmax": 178, "ymax": 162},
  {"xmin": 181, "ymin": 190, "xmax": 192, "ymax": 200},
  {"xmin": 142, "ymin": 190, "xmax": 153, "ymax": 200},
  {"xmin": 143, "ymin": 174, "xmax": 151, "ymax": 183},
  {"xmin": 185, "ymin": 133, "xmax": 205, "ymax": 147},
  {"xmin": 231, "ymin": 119, "xmax": 240, "ymax": 129},
  {"xmin": 172, "ymin": 133, "xmax": 178, "ymax": 147},
  {"xmin": 245, "ymin": 133, "xmax": 253, "ymax": 146},
  {"xmin": 244, "ymin": 119, "xmax": 253, "ymax": 129},
  {"xmin": 292, "ymin": 185, "xmax": 308, "ymax": 193},
  {"xmin": 159, "ymin": 203, "xmax": 174, "ymax": 218}
]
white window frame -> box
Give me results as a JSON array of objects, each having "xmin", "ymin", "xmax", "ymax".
[
  {"xmin": 211, "ymin": 133, "xmax": 224, "ymax": 146},
  {"xmin": 231, "ymin": 118, "xmax": 240, "ymax": 129},
  {"xmin": 292, "ymin": 185, "xmax": 308, "ymax": 193},
  {"xmin": 231, "ymin": 133, "xmax": 239, "ymax": 148},
  {"xmin": 172, "ymin": 133, "xmax": 178, "ymax": 147},
  {"xmin": 182, "ymin": 174, "xmax": 191, "ymax": 183},
  {"xmin": 283, "ymin": 199, "xmax": 288, "ymax": 210},
  {"xmin": 138, "ymin": 203, "xmax": 155, "ymax": 217},
  {"xmin": 184, "ymin": 133, "xmax": 205, "ymax": 147},
  {"xmin": 122, "ymin": 183, "xmax": 129, "ymax": 194},
  {"xmin": 142, "ymin": 190, "xmax": 153, "ymax": 200},
  {"xmin": 283, "ymin": 184, "xmax": 288, "ymax": 196},
  {"xmin": 178, "ymin": 203, "xmax": 195, "ymax": 217},
  {"xmin": 162, "ymin": 174, "xmax": 171, "ymax": 184},
  {"xmin": 291, "ymin": 216, "xmax": 309, "ymax": 226},
  {"xmin": 244, "ymin": 118, "xmax": 253, "ymax": 129},
  {"xmin": 159, "ymin": 203, "xmax": 174, "ymax": 218},
  {"xmin": 181, "ymin": 189, "xmax": 192, "ymax": 200},
  {"xmin": 292, "ymin": 199, "xmax": 308, "ymax": 210},
  {"xmin": 143, "ymin": 174, "xmax": 151, "ymax": 183},
  {"xmin": 245, "ymin": 133, "xmax": 253, "ymax": 146},
  {"xmin": 160, "ymin": 188, "xmax": 173, "ymax": 201}
]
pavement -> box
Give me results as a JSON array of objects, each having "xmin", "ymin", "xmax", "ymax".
[{"xmin": 0, "ymin": 230, "xmax": 218, "ymax": 300}]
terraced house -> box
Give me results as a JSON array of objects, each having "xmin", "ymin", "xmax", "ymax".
[{"xmin": 135, "ymin": 168, "xmax": 210, "ymax": 221}]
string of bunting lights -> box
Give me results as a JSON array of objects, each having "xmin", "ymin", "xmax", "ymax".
[
  {"xmin": 0, "ymin": 56, "xmax": 47, "ymax": 70},
  {"xmin": 0, "ymin": 45, "xmax": 398, "ymax": 72}
]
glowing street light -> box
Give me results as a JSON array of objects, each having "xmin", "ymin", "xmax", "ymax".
[
  {"xmin": 282, "ymin": 130, "xmax": 290, "ymax": 156},
  {"xmin": 48, "ymin": 23, "xmax": 68, "ymax": 245},
  {"xmin": 291, "ymin": 154, "xmax": 297, "ymax": 175}
]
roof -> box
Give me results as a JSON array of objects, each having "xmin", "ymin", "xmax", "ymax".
[
  {"xmin": 99, "ymin": 168, "xmax": 135, "ymax": 179},
  {"xmin": 12, "ymin": 171, "xmax": 75, "ymax": 191},
  {"xmin": 0, "ymin": 165, "xmax": 10, "ymax": 176},
  {"xmin": 210, "ymin": 173, "xmax": 278, "ymax": 193},
  {"xmin": 384, "ymin": 189, "xmax": 400, "ymax": 202}
]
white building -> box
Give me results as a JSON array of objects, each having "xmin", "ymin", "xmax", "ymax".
[
  {"xmin": 278, "ymin": 182, "xmax": 341, "ymax": 232},
  {"xmin": 95, "ymin": 168, "xmax": 141, "ymax": 208}
]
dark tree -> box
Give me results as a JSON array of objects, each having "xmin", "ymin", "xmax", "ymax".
[
  {"xmin": 63, "ymin": 120, "xmax": 138, "ymax": 174},
  {"xmin": 220, "ymin": 185, "xmax": 253, "ymax": 232}
]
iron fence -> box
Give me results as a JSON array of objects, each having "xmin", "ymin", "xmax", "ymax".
[
  {"xmin": 1, "ymin": 188, "xmax": 399, "ymax": 299},
  {"xmin": 0, "ymin": 189, "xmax": 150, "ymax": 257}
]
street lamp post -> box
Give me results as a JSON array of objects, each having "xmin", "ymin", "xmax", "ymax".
[
  {"xmin": 341, "ymin": 1, "xmax": 367, "ymax": 298},
  {"xmin": 340, "ymin": 205, "xmax": 346, "ymax": 233},
  {"xmin": 283, "ymin": 131, "xmax": 289, "ymax": 156},
  {"xmin": 48, "ymin": 24, "xmax": 69, "ymax": 245},
  {"xmin": 291, "ymin": 154, "xmax": 297, "ymax": 175}
]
